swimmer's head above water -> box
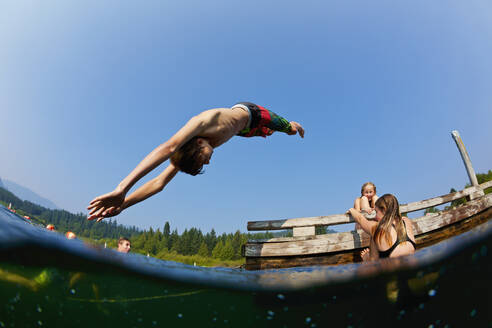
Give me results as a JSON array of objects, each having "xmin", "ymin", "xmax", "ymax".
[
  {"xmin": 117, "ymin": 237, "xmax": 131, "ymax": 253},
  {"xmin": 65, "ymin": 231, "xmax": 76, "ymax": 239}
]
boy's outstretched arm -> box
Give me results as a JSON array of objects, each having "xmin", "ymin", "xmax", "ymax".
[
  {"xmin": 116, "ymin": 114, "xmax": 209, "ymax": 194},
  {"xmin": 88, "ymin": 164, "xmax": 179, "ymax": 221},
  {"xmin": 88, "ymin": 112, "xmax": 215, "ymax": 221}
]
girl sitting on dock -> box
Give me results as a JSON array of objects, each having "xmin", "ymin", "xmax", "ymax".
[
  {"xmin": 348, "ymin": 194, "xmax": 416, "ymax": 261},
  {"xmin": 353, "ymin": 182, "xmax": 379, "ymax": 230}
]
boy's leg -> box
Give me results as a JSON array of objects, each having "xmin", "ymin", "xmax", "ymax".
[
  {"xmin": 235, "ymin": 102, "xmax": 292, "ymax": 137},
  {"xmin": 262, "ymin": 107, "xmax": 292, "ymax": 134}
]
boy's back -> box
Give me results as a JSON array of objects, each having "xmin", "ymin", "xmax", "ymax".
[{"xmin": 193, "ymin": 107, "xmax": 250, "ymax": 148}]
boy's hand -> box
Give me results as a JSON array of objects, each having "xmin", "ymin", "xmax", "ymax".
[
  {"xmin": 87, "ymin": 189, "xmax": 126, "ymax": 222},
  {"xmin": 288, "ymin": 121, "xmax": 304, "ymax": 138}
]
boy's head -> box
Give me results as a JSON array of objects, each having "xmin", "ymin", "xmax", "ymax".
[
  {"xmin": 117, "ymin": 237, "xmax": 131, "ymax": 253},
  {"xmin": 170, "ymin": 137, "xmax": 213, "ymax": 176},
  {"xmin": 361, "ymin": 182, "xmax": 377, "ymax": 198}
]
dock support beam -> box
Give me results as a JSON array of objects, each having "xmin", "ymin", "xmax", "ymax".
[{"xmin": 451, "ymin": 130, "xmax": 484, "ymax": 200}]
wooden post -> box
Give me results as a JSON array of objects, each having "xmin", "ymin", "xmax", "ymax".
[{"xmin": 451, "ymin": 130, "xmax": 484, "ymax": 199}]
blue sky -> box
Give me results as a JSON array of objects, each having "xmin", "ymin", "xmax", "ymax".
[{"xmin": 1, "ymin": 1, "xmax": 491, "ymax": 234}]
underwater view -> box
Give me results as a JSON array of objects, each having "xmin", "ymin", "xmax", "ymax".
[{"xmin": 0, "ymin": 205, "xmax": 491, "ymax": 327}]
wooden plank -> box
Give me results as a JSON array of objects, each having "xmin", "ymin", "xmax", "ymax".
[
  {"xmin": 245, "ymin": 206, "xmax": 492, "ymax": 270},
  {"xmin": 413, "ymin": 197, "xmax": 492, "ymax": 234},
  {"xmin": 293, "ymin": 226, "xmax": 315, "ymax": 237},
  {"xmin": 481, "ymin": 180, "xmax": 492, "ymax": 190},
  {"xmin": 245, "ymin": 252, "xmax": 358, "ymax": 270},
  {"xmin": 248, "ymin": 235, "xmax": 317, "ymax": 243},
  {"xmin": 248, "ymin": 214, "xmax": 351, "ymax": 231},
  {"xmin": 243, "ymin": 194, "xmax": 492, "ymax": 257},
  {"xmin": 249, "ymin": 230, "xmax": 367, "ymax": 246},
  {"xmin": 244, "ymin": 235, "xmax": 371, "ymax": 257},
  {"xmin": 247, "ymin": 181, "xmax": 491, "ymax": 231},
  {"xmin": 399, "ymin": 186, "xmax": 479, "ymax": 213},
  {"xmin": 415, "ymin": 210, "xmax": 491, "ymax": 249}
]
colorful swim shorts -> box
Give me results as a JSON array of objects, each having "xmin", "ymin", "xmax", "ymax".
[{"xmin": 232, "ymin": 102, "xmax": 292, "ymax": 138}]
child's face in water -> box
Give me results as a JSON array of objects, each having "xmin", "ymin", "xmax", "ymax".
[{"xmin": 362, "ymin": 185, "xmax": 376, "ymax": 200}]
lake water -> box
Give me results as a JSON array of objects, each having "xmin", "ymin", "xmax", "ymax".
[{"xmin": 0, "ymin": 205, "xmax": 490, "ymax": 327}]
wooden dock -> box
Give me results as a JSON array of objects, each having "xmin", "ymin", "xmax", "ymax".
[{"xmin": 243, "ymin": 131, "xmax": 492, "ymax": 270}]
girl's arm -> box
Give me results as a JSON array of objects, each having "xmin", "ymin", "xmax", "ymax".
[{"xmin": 347, "ymin": 208, "xmax": 378, "ymax": 236}]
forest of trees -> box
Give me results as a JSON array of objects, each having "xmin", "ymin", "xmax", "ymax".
[
  {"xmin": 0, "ymin": 187, "xmax": 283, "ymax": 266},
  {"xmin": 0, "ymin": 187, "xmax": 141, "ymax": 239}
]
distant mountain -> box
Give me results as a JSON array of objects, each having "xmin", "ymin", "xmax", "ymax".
[{"xmin": 1, "ymin": 178, "xmax": 59, "ymax": 209}]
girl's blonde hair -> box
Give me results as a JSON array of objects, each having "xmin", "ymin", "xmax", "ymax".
[
  {"xmin": 374, "ymin": 194, "xmax": 406, "ymax": 246},
  {"xmin": 361, "ymin": 182, "xmax": 377, "ymax": 196}
]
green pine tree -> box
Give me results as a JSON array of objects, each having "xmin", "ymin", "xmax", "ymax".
[
  {"xmin": 221, "ymin": 239, "xmax": 235, "ymax": 260},
  {"xmin": 197, "ymin": 241, "xmax": 209, "ymax": 257},
  {"xmin": 212, "ymin": 241, "xmax": 224, "ymax": 259}
]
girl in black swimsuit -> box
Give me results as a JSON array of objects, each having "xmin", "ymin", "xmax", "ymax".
[{"xmin": 348, "ymin": 194, "xmax": 416, "ymax": 261}]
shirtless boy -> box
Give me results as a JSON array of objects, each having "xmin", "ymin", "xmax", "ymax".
[{"xmin": 88, "ymin": 102, "xmax": 304, "ymax": 221}]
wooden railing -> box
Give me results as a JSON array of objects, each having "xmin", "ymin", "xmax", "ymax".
[
  {"xmin": 247, "ymin": 181, "xmax": 491, "ymax": 236},
  {"xmin": 244, "ymin": 193, "xmax": 492, "ymax": 257}
]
